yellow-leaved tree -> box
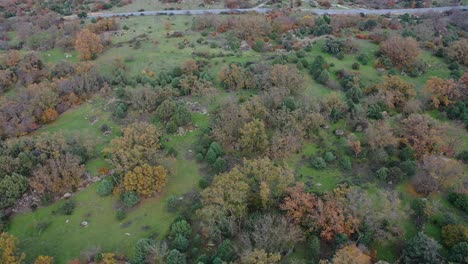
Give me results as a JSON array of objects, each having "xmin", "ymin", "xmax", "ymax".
[
  {"xmin": 0, "ymin": 232, "xmax": 25, "ymax": 264},
  {"xmin": 123, "ymin": 164, "xmax": 168, "ymax": 197},
  {"xmin": 75, "ymin": 29, "xmax": 104, "ymax": 61}
]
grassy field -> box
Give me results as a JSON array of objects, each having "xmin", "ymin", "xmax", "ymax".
[
  {"xmin": 9, "ymin": 100, "xmax": 208, "ymax": 263},
  {"xmin": 110, "ymin": 0, "xmax": 225, "ymax": 12}
]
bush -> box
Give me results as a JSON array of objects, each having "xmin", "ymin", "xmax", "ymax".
[
  {"xmin": 448, "ymin": 242, "xmax": 468, "ymax": 263},
  {"xmin": 441, "ymin": 224, "xmax": 468, "ymax": 248},
  {"xmin": 311, "ymin": 157, "xmax": 327, "ymax": 169},
  {"xmin": 173, "ymin": 234, "xmax": 190, "ymax": 252},
  {"xmin": 167, "ymin": 249, "xmax": 186, "ymax": 264},
  {"xmin": 97, "ymin": 178, "xmax": 114, "ymax": 196},
  {"xmin": 352, "ymin": 62, "xmax": 360, "ymax": 70},
  {"xmin": 213, "ymin": 157, "xmax": 227, "ymax": 173},
  {"xmin": 339, "ymin": 156, "xmax": 352, "ymax": 170},
  {"xmin": 448, "ymin": 192, "xmax": 468, "ymax": 213},
  {"xmin": 323, "ymin": 152, "xmax": 336, "ymax": 162},
  {"xmin": 457, "ymin": 150, "xmax": 468, "ymax": 163},
  {"xmin": 400, "ymin": 160, "xmax": 416, "ymax": 177},
  {"xmin": 122, "ymin": 192, "xmax": 140, "ymax": 207},
  {"xmin": 198, "ymin": 178, "xmax": 209, "ymax": 189},
  {"xmin": 357, "ymin": 53, "xmax": 369, "ymax": 65},
  {"xmin": 375, "ymin": 167, "xmax": 389, "ymax": 181},
  {"xmin": 134, "ymin": 239, "xmax": 152, "ymax": 264},
  {"xmin": 317, "ymin": 70, "xmax": 329, "ymax": 85},
  {"xmin": 217, "ymin": 239, "xmax": 236, "ymax": 262},
  {"xmin": 57, "ymin": 200, "xmax": 75, "ymax": 215},
  {"xmin": 170, "ymin": 219, "xmax": 192, "ymax": 238},
  {"xmin": 116, "ymin": 209, "xmax": 127, "ymax": 221}
]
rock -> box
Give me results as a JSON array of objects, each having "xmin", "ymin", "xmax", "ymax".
[
  {"xmin": 125, "ymin": 233, "xmax": 131, "ymax": 236},
  {"xmin": 355, "ymin": 125, "xmax": 363, "ymax": 132},
  {"xmin": 376, "ymin": 68, "xmax": 385, "ymax": 72},
  {"xmin": 66, "ymin": 219, "xmax": 70, "ymax": 224},
  {"xmin": 240, "ymin": 41, "xmax": 251, "ymax": 51},
  {"xmin": 316, "ymin": 183, "xmax": 322, "ymax": 187},
  {"xmin": 63, "ymin": 193, "xmax": 72, "ymax": 199},
  {"xmin": 382, "ymin": 111, "xmax": 388, "ymax": 118},
  {"xmin": 323, "ymin": 125, "xmax": 329, "ymax": 130},
  {"xmin": 188, "ymin": 149, "xmax": 193, "ymax": 153},
  {"xmin": 388, "ymin": 181, "xmax": 393, "ymax": 185},
  {"xmin": 80, "ymin": 221, "xmax": 89, "ymax": 227},
  {"xmin": 334, "ymin": 129, "xmax": 344, "ymax": 136},
  {"xmin": 178, "ymin": 127, "xmax": 186, "ymax": 136}
]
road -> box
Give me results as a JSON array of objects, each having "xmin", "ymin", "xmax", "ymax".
[{"xmin": 80, "ymin": 5, "xmax": 467, "ymax": 19}]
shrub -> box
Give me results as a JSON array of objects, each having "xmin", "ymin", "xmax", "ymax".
[
  {"xmin": 213, "ymin": 157, "xmax": 227, "ymax": 173},
  {"xmin": 167, "ymin": 249, "xmax": 186, "ymax": 264},
  {"xmin": 116, "ymin": 209, "xmax": 127, "ymax": 221},
  {"xmin": 448, "ymin": 192, "xmax": 468, "ymax": 213},
  {"xmin": 400, "ymin": 160, "xmax": 416, "ymax": 177},
  {"xmin": 311, "ymin": 157, "xmax": 327, "ymax": 169},
  {"xmin": 448, "ymin": 242, "xmax": 468, "ymax": 263},
  {"xmin": 122, "ymin": 192, "xmax": 140, "ymax": 207},
  {"xmin": 217, "ymin": 240, "xmax": 236, "ymax": 262},
  {"xmin": 170, "ymin": 219, "xmax": 192, "ymax": 238},
  {"xmin": 441, "ymin": 224, "xmax": 468, "ymax": 248},
  {"xmin": 352, "ymin": 62, "xmax": 360, "ymax": 70},
  {"xmin": 198, "ymin": 178, "xmax": 209, "ymax": 189},
  {"xmin": 375, "ymin": 167, "xmax": 389, "ymax": 181},
  {"xmin": 339, "ymin": 156, "xmax": 352, "ymax": 170},
  {"xmin": 324, "ymin": 152, "xmax": 336, "ymax": 162},
  {"xmin": 97, "ymin": 178, "xmax": 114, "ymax": 196},
  {"xmin": 134, "ymin": 239, "xmax": 152, "ymax": 264},
  {"xmin": 357, "ymin": 53, "xmax": 369, "ymax": 65},
  {"xmin": 173, "ymin": 234, "xmax": 190, "ymax": 252},
  {"xmin": 317, "ymin": 70, "xmax": 329, "ymax": 85},
  {"xmin": 57, "ymin": 200, "xmax": 75, "ymax": 215}
]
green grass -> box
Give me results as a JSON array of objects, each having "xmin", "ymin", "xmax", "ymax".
[
  {"xmin": 9, "ymin": 102, "xmax": 208, "ymax": 263},
  {"xmin": 40, "ymin": 49, "xmax": 79, "ymax": 64},
  {"xmin": 109, "ymin": 0, "xmax": 224, "ymax": 12}
]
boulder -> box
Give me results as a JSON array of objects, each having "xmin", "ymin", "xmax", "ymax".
[
  {"xmin": 334, "ymin": 129, "xmax": 345, "ymax": 136},
  {"xmin": 80, "ymin": 221, "xmax": 89, "ymax": 227},
  {"xmin": 63, "ymin": 193, "xmax": 72, "ymax": 199}
]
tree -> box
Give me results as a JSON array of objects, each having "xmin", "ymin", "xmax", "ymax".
[
  {"xmin": 170, "ymin": 220, "xmax": 192, "ymax": 238},
  {"xmin": 441, "ymin": 224, "xmax": 468, "ymax": 248},
  {"xmin": 219, "ymin": 64, "xmax": 253, "ymax": 91},
  {"xmin": 0, "ymin": 233, "xmax": 25, "ymax": 264},
  {"xmin": 105, "ymin": 122, "xmax": 161, "ymax": 173},
  {"xmin": 380, "ymin": 36, "xmax": 420, "ymax": 68},
  {"xmin": 280, "ymin": 183, "xmax": 359, "ymax": 241},
  {"xmin": 423, "ymin": 77, "xmax": 461, "ymax": 108},
  {"xmin": 403, "ymin": 232, "xmax": 442, "ymax": 264},
  {"xmin": 217, "ymin": 239, "xmax": 237, "ymax": 262},
  {"xmin": 239, "ymin": 119, "xmax": 269, "ymax": 155},
  {"xmin": 448, "ymin": 242, "xmax": 468, "ymax": 263},
  {"xmin": 376, "ymin": 76, "xmax": 416, "ymax": 109},
  {"xmin": 75, "ymin": 29, "xmax": 104, "ymax": 60},
  {"xmin": 240, "ymin": 158, "xmax": 294, "ymax": 209},
  {"xmin": 332, "ymin": 245, "xmax": 371, "ymax": 264},
  {"xmin": 239, "ymin": 214, "xmax": 304, "ymax": 253},
  {"xmin": 412, "ymin": 155, "xmax": 463, "ymax": 194},
  {"xmin": 30, "ymin": 153, "xmax": 85, "ymax": 196},
  {"xmin": 240, "ymin": 249, "xmax": 281, "ymax": 264},
  {"xmin": 34, "ymin": 256, "xmax": 54, "ymax": 264},
  {"xmin": 447, "ymin": 39, "xmax": 468, "ymax": 66},
  {"xmin": 0, "ymin": 173, "xmax": 28, "ymax": 209},
  {"xmin": 269, "ymin": 64, "xmax": 305, "ymax": 95},
  {"xmin": 365, "ymin": 121, "xmax": 398, "ymax": 151},
  {"xmin": 400, "ymin": 114, "xmax": 448, "ymax": 158},
  {"xmin": 123, "ymin": 164, "xmax": 168, "ymax": 197},
  {"xmin": 197, "ymin": 168, "xmax": 250, "ymax": 222}
]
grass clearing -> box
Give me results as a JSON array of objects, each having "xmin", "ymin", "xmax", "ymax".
[{"xmin": 9, "ymin": 102, "xmax": 208, "ymax": 263}]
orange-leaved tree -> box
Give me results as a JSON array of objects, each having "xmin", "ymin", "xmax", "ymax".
[{"xmin": 75, "ymin": 29, "xmax": 104, "ymax": 61}]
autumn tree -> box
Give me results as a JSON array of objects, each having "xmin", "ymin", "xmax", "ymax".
[
  {"xmin": 380, "ymin": 36, "xmax": 420, "ymax": 68},
  {"xmin": 239, "ymin": 214, "xmax": 304, "ymax": 253},
  {"xmin": 123, "ymin": 164, "xmax": 168, "ymax": 197},
  {"xmin": 423, "ymin": 77, "xmax": 461, "ymax": 108},
  {"xmin": 400, "ymin": 114, "xmax": 448, "ymax": 158},
  {"xmin": 219, "ymin": 64, "xmax": 253, "ymax": 91},
  {"xmin": 412, "ymin": 155, "xmax": 464, "ymax": 195},
  {"xmin": 447, "ymin": 39, "xmax": 468, "ymax": 66},
  {"xmin": 376, "ymin": 76, "xmax": 416, "ymax": 109},
  {"xmin": 75, "ymin": 29, "xmax": 104, "ymax": 60},
  {"xmin": 365, "ymin": 121, "xmax": 398, "ymax": 151},
  {"xmin": 241, "ymin": 158, "xmax": 294, "ymax": 209},
  {"xmin": 239, "ymin": 118, "xmax": 269, "ymax": 155},
  {"xmin": 30, "ymin": 153, "xmax": 85, "ymax": 196},
  {"xmin": 240, "ymin": 249, "xmax": 281, "ymax": 264},
  {"xmin": 269, "ymin": 64, "xmax": 305, "ymax": 95},
  {"xmin": 441, "ymin": 224, "xmax": 468, "ymax": 248},
  {"xmin": 34, "ymin": 256, "xmax": 54, "ymax": 264},
  {"xmin": 101, "ymin": 253, "xmax": 117, "ymax": 264},
  {"xmin": 281, "ymin": 183, "xmax": 359, "ymax": 241},
  {"xmin": 331, "ymin": 245, "xmax": 371, "ymax": 264},
  {"xmin": 0, "ymin": 233, "xmax": 25, "ymax": 264},
  {"xmin": 105, "ymin": 122, "xmax": 161, "ymax": 173}
]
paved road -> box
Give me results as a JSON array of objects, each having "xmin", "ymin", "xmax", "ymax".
[{"xmin": 81, "ymin": 5, "xmax": 467, "ymax": 19}]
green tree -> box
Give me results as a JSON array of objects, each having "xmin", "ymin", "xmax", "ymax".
[
  {"xmin": 172, "ymin": 234, "xmax": 189, "ymax": 252},
  {"xmin": 217, "ymin": 239, "xmax": 236, "ymax": 262},
  {"xmin": 166, "ymin": 249, "xmax": 186, "ymax": 264},
  {"xmin": 170, "ymin": 220, "xmax": 192, "ymax": 238},
  {"xmin": 0, "ymin": 173, "xmax": 28, "ymax": 209},
  {"xmin": 403, "ymin": 232, "xmax": 442, "ymax": 264}
]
